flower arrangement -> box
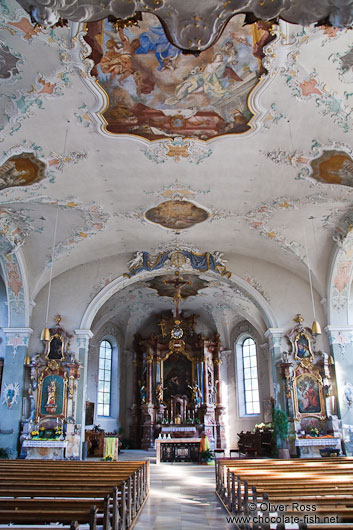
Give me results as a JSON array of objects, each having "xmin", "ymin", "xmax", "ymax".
[
  {"xmin": 31, "ymin": 430, "xmax": 39, "ymax": 437},
  {"xmin": 309, "ymin": 427, "xmax": 319, "ymax": 437},
  {"xmin": 254, "ymin": 422, "xmax": 272, "ymax": 432},
  {"xmin": 54, "ymin": 426, "xmax": 62, "ymax": 438}
]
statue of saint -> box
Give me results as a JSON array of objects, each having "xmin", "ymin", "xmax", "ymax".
[
  {"xmin": 189, "ymin": 383, "xmax": 202, "ymax": 407},
  {"xmin": 46, "ymin": 380, "xmax": 56, "ymax": 406},
  {"xmin": 155, "ymin": 383, "xmax": 164, "ymax": 403},
  {"xmin": 140, "ymin": 385, "xmax": 146, "ymax": 404}
]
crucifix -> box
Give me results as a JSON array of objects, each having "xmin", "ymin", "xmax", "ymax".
[{"xmin": 163, "ymin": 271, "xmax": 192, "ymax": 318}]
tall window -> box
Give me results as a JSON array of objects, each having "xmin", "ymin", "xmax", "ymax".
[
  {"xmin": 242, "ymin": 337, "xmax": 260, "ymax": 414},
  {"xmin": 98, "ymin": 340, "xmax": 112, "ymax": 416}
]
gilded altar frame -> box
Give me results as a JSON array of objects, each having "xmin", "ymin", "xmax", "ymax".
[
  {"xmin": 292, "ymin": 369, "xmax": 326, "ymax": 420},
  {"xmin": 36, "ymin": 369, "xmax": 68, "ymax": 420},
  {"xmin": 45, "ymin": 332, "xmax": 66, "ymax": 361},
  {"xmin": 293, "ymin": 331, "xmax": 314, "ymax": 363}
]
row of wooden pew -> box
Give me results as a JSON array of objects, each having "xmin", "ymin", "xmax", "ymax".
[
  {"xmin": 216, "ymin": 457, "xmax": 353, "ymax": 530},
  {"xmin": 0, "ymin": 459, "xmax": 149, "ymax": 529}
]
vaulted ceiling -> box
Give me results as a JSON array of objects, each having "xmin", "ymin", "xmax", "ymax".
[{"xmin": 1, "ymin": 0, "xmax": 353, "ymax": 338}]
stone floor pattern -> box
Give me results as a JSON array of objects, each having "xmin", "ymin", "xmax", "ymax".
[{"xmin": 120, "ymin": 451, "xmax": 230, "ymax": 530}]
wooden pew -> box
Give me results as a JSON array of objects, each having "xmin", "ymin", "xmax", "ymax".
[
  {"xmin": 216, "ymin": 458, "xmax": 353, "ymax": 529},
  {"xmin": 0, "ymin": 460, "xmax": 149, "ymax": 530}
]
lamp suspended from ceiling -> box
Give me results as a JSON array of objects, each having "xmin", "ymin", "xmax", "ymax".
[
  {"xmin": 304, "ymin": 225, "xmax": 321, "ymax": 337},
  {"xmin": 17, "ymin": 0, "xmax": 353, "ymax": 53},
  {"xmin": 41, "ymin": 203, "xmax": 60, "ymax": 342}
]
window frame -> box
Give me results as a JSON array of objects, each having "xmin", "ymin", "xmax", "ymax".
[
  {"xmin": 97, "ymin": 339, "xmax": 113, "ymax": 417},
  {"xmin": 235, "ymin": 333, "xmax": 261, "ymax": 417},
  {"xmin": 241, "ymin": 337, "xmax": 260, "ymax": 415}
]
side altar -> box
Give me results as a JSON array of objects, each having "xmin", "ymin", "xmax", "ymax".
[
  {"xmin": 20, "ymin": 315, "xmax": 81, "ymax": 459},
  {"xmin": 131, "ymin": 306, "xmax": 226, "ymax": 450}
]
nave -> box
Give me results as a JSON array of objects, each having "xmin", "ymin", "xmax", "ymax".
[{"xmin": 122, "ymin": 451, "xmax": 230, "ymax": 530}]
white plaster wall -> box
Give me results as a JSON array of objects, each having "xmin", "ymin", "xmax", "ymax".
[{"xmin": 223, "ymin": 322, "xmax": 270, "ymax": 450}]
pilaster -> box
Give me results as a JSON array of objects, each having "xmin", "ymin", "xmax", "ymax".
[
  {"xmin": 74, "ymin": 329, "xmax": 93, "ymax": 456},
  {"xmin": 0, "ymin": 328, "xmax": 33, "ymax": 457}
]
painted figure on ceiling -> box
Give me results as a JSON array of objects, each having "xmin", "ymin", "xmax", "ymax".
[
  {"xmin": 167, "ymin": 51, "xmax": 242, "ymax": 103},
  {"xmin": 136, "ymin": 24, "xmax": 181, "ymax": 71}
]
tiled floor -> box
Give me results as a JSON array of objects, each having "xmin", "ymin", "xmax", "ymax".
[{"xmin": 119, "ymin": 451, "xmax": 231, "ymax": 530}]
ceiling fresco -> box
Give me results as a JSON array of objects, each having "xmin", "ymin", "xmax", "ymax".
[
  {"xmin": 0, "ymin": 153, "xmax": 46, "ymax": 191},
  {"xmin": 310, "ymin": 150, "xmax": 353, "ymax": 187},
  {"xmin": 146, "ymin": 273, "xmax": 208, "ymax": 299},
  {"xmin": 3, "ymin": 0, "xmax": 353, "ymax": 334},
  {"xmin": 85, "ymin": 15, "xmax": 273, "ymax": 140},
  {"xmin": 145, "ymin": 199, "xmax": 209, "ymax": 230}
]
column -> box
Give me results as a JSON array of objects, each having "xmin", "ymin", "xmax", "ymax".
[
  {"xmin": 325, "ymin": 325, "xmax": 353, "ymax": 450},
  {"xmin": 146, "ymin": 354, "xmax": 153, "ymax": 405},
  {"xmin": 1, "ymin": 328, "xmax": 33, "ymax": 457},
  {"xmin": 141, "ymin": 353, "xmax": 154, "ymax": 450},
  {"xmin": 74, "ymin": 329, "xmax": 93, "ymax": 458},
  {"xmin": 264, "ymin": 328, "xmax": 285, "ymax": 409},
  {"xmin": 203, "ymin": 354, "xmax": 208, "ymax": 405}
]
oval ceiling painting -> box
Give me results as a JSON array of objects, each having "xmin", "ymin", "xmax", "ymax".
[
  {"xmin": 310, "ymin": 150, "xmax": 353, "ymax": 187},
  {"xmin": 85, "ymin": 15, "xmax": 273, "ymax": 140},
  {"xmin": 0, "ymin": 153, "xmax": 46, "ymax": 191},
  {"xmin": 145, "ymin": 200, "xmax": 209, "ymax": 230}
]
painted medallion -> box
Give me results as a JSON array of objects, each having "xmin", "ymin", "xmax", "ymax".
[
  {"xmin": 310, "ymin": 150, "xmax": 353, "ymax": 187},
  {"xmin": 145, "ymin": 200, "xmax": 209, "ymax": 230}
]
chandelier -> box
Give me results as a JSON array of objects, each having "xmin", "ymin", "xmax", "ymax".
[{"xmin": 16, "ymin": 0, "xmax": 353, "ymax": 52}]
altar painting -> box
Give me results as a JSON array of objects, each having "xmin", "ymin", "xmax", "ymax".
[
  {"xmin": 37, "ymin": 374, "xmax": 67, "ymax": 418},
  {"xmin": 293, "ymin": 373, "xmax": 325, "ymax": 420},
  {"xmin": 86, "ymin": 16, "xmax": 272, "ymax": 140},
  {"xmin": 294, "ymin": 332, "xmax": 313, "ymax": 362},
  {"xmin": 163, "ymin": 353, "xmax": 192, "ymax": 401}
]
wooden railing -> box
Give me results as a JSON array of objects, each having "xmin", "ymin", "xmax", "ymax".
[{"xmin": 0, "ymin": 460, "xmax": 149, "ymax": 530}]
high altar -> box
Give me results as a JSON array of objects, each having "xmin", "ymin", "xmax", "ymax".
[
  {"xmin": 131, "ymin": 310, "xmax": 226, "ymax": 450},
  {"xmin": 20, "ymin": 315, "xmax": 81, "ymax": 459}
]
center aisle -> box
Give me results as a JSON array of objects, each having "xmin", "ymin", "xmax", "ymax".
[{"xmin": 119, "ymin": 450, "xmax": 230, "ymax": 530}]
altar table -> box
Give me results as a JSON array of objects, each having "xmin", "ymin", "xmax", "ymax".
[
  {"xmin": 156, "ymin": 437, "xmax": 201, "ymax": 464},
  {"xmin": 295, "ymin": 437, "xmax": 341, "ymax": 458},
  {"xmin": 23, "ymin": 440, "xmax": 67, "ymax": 460}
]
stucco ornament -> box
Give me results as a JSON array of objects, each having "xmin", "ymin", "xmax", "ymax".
[
  {"xmin": 15, "ymin": 0, "xmax": 353, "ymax": 52},
  {"xmin": 2, "ymin": 382, "xmax": 20, "ymax": 408}
]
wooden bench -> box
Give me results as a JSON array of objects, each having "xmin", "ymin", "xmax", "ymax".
[
  {"xmin": 0, "ymin": 460, "xmax": 149, "ymax": 530},
  {"xmin": 216, "ymin": 458, "xmax": 353, "ymax": 529}
]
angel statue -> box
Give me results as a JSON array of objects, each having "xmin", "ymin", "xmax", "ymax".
[
  {"xmin": 213, "ymin": 251, "xmax": 228, "ymax": 266},
  {"xmin": 128, "ymin": 251, "xmax": 144, "ymax": 272}
]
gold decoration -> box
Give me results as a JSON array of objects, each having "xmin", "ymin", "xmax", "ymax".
[{"xmin": 294, "ymin": 314, "xmax": 304, "ymax": 324}]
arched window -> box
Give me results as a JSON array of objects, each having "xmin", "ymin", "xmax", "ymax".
[
  {"xmin": 242, "ymin": 337, "xmax": 260, "ymax": 414},
  {"xmin": 97, "ymin": 340, "xmax": 112, "ymax": 416}
]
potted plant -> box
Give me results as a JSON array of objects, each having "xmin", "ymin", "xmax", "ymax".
[
  {"xmin": 272, "ymin": 407, "xmax": 289, "ymax": 458},
  {"xmin": 200, "ymin": 448, "xmax": 214, "ymax": 464}
]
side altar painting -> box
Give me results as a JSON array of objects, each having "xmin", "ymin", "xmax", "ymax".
[
  {"xmin": 20, "ymin": 315, "xmax": 81, "ymax": 459},
  {"xmin": 85, "ymin": 16, "xmax": 273, "ymax": 140}
]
